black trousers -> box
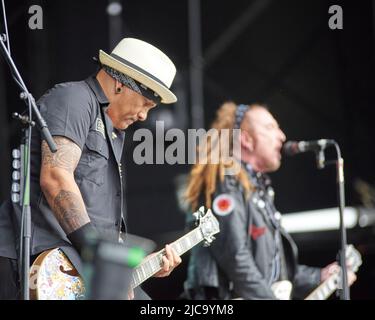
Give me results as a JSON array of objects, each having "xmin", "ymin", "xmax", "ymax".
[{"xmin": 0, "ymin": 257, "xmax": 20, "ymax": 300}]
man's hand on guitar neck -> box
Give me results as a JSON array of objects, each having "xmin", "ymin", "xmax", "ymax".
[
  {"xmin": 128, "ymin": 289, "xmax": 135, "ymax": 300},
  {"xmin": 153, "ymin": 244, "xmax": 182, "ymax": 277},
  {"xmin": 321, "ymin": 262, "xmax": 357, "ymax": 285},
  {"xmin": 127, "ymin": 244, "xmax": 181, "ymax": 300}
]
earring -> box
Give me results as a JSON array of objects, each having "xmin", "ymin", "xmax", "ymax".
[{"xmin": 116, "ymin": 87, "xmax": 122, "ymax": 93}]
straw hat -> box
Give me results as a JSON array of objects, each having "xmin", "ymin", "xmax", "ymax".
[{"xmin": 99, "ymin": 38, "xmax": 177, "ymax": 104}]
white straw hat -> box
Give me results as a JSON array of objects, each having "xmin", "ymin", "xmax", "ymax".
[{"xmin": 99, "ymin": 38, "xmax": 177, "ymax": 104}]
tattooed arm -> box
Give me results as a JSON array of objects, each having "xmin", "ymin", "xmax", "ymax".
[{"xmin": 40, "ymin": 136, "xmax": 90, "ymax": 234}]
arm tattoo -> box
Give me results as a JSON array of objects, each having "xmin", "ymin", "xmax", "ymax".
[
  {"xmin": 53, "ymin": 190, "xmax": 89, "ymax": 234},
  {"xmin": 42, "ymin": 137, "xmax": 81, "ymax": 174}
]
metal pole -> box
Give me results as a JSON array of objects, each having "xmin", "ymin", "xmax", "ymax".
[
  {"xmin": 188, "ymin": 0, "xmax": 204, "ymax": 129},
  {"xmin": 21, "ymin": 128, "xmax": 31, "ymax": 300},
  {"xmin": 336, "ymin": 152, "xmax": 350, "ymax": 300}
]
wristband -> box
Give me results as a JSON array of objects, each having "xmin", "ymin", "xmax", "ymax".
[{"xmin": 67, "ymin": 222, "xmax": 96, "ymax": 255}]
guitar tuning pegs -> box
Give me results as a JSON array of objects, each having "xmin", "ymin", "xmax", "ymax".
[
  {"xmin": 194, "ymin": 206, "xmax": 206, "ymax": 221},
  {"xmin": 203, "ymin": 236, "xmax": 214, "ymax": 247},
  {"xmin": 193, "ymin": 212, "xmax": 200, "ymax": 221},
  {"xmin": 203, "ymin": 241, "xmax": 211, "ymax": 247},
  {"xmin": 198, "ymin": 206, "xmax": 205, "ymax": 215}
]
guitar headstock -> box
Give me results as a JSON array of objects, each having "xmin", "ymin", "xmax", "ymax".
[
  {"xmin": 346, "ymin": 244, "xmax": 362, "ymax": 272},
  {"xmin": 305, "ymin": 244, "xmax": 363, "ymax": 300},
  {"xmin": 193, "ymin": 206, "xmax": 220, "ymax": 246}
]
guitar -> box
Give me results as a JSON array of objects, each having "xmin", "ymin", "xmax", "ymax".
[
  {"xmin": 29, "ymin": 207, "xmax": 220, "ymax": 300},
  {"xmin": 271, "ymin": 244, "xmax": 362, "ymax": 300},
  {"xmin": 304, "ymin": 244, "xmax": 362, "ymax": 300}
]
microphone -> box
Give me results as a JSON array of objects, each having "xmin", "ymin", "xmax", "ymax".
[
  {"xmin": 282, "ymin": 139, "xmax": 334, "ymax": 156},
  {"xmin": 283, "ymin": 139, "xmax": 335, "ymax": 169}
]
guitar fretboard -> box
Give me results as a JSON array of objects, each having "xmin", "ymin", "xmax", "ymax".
[
  {"xmin": 305, "ymin": 273, "xmax": 339, "ymax": 300},
  {"xmin": 130, "ymin": 227, "xmax": 205, "ymax": 289}
]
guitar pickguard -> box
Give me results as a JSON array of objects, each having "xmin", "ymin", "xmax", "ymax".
[{"xmin": 30, "ymin": 249, "xmax": 85, "ymax": 300}]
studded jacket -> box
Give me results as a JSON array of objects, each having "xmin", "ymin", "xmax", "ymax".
[{"xmin": 185, "ymin": 168, "xmax": 321, "ymax": 300}]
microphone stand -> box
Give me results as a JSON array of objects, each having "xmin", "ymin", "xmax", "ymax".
[
  {"xmin": 0, "ymin": 22, "xmax": 57, "ymax": 299},
  {"xmin": 316, "ymin": 141, "xmax": 350, "ymax": 300}
]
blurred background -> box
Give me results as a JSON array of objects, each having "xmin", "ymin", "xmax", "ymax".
[{"xmin": 1, "ymin": 0, "xmax": 375, "ymax": 299}]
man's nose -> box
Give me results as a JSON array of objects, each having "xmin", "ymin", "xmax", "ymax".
[
  {"xmin": 137, "ymin": 110, "xmax": 148, "ymax": 121},
  {"xmin": 279, "ymin": 129, "xmax": 286, "ymax": 142}
]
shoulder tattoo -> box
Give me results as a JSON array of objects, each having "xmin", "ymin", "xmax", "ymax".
[{"xmin": 41, "ymin": 137, "xmax": 81, "ymax": 173}]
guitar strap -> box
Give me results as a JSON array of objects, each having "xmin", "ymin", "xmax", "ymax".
[{"xmin": 264, "ymin": 187, "xmax": 288, "ymax": 282}]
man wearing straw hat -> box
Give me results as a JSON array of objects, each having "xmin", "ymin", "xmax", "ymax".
[{"xmin": 0, "ymin": 38, "xmax": 181, "ymax": 299}]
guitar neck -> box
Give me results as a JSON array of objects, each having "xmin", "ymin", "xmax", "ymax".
[
  {"xmin": 130, "ymin": 227, "xmax": 205, "ymax": 289},
  {"xmin": 305, "ymin": 273, "xmax": 339, "ymax": 300}
]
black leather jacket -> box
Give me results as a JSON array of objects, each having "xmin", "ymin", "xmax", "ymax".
[{"xmin": 185, "ymin": 170, "xmax": 321, "ymax": 300}]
